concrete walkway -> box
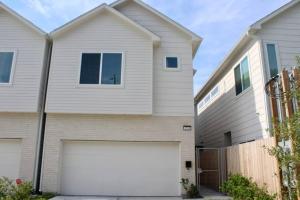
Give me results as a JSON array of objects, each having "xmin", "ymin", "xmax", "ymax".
[
  {"xmin": 51, "ymin": 196, "xmax": 231, "ymax": 200},
  {"xmin": 51, "ymin": 197, "xmax": 182, "ymax": 200},
  {"xmin": 199, "ymin": 186, "xmax": 232, "ymax": 200},
  {"xmin": 50, "ymin": 187, "xmax": 232, "ymax": 200}
]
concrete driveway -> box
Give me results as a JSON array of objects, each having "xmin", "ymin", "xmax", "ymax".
[
  {"xmin": 51, "ymin": 196, "xmax": 231, "ymax": 200},
  {"xmin": 51, "ymin": 197, "xmax": 182, "ymax": 200}
]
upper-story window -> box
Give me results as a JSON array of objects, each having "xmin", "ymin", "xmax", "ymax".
[
  {"xmin": 0, "ymin": 52, "xmax": 14, "ymax": 84},
  {"xmin": 197, "ymin": 85, "xmax": 220, "ymax": 115},
  {"xmin": 234, "ymin": 56, "xmax": 250, "ymax": 95},
  {"xmin": 265, "ymin": 43, "xmax": 279, "ymax": 78},
  {"xmin": 165, "ymin": 56, "xmax": 179, "ymax": 69},
  {"xmin": 79, "ymin": 52, "xmax": 123, "ymax": 85}
]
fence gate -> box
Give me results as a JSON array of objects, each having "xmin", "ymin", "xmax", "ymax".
[{"xmin": 195, "ymin": 147, "xmax": 226, "ymax": 191}]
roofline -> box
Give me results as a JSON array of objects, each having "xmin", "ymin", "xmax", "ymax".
[
  {"xmin": 0, "ymin": 1, "xmax": 47, "ymax": 37},
  {"xmin": 194, "ymin": 31, "xmax": 252, "ymax": 103},
  {"xmin": 194, "ymin": 0, "xmax": 300, "ymax": 103},
  {"xmin": 111, "ymin": 0, "xmax": 202, "ymax": 55},
  {"xmin": 50, "ymin": 3, "xmax": 160, "ymax": 45},
  {"xmin": 250, "ymin": 0, "xmax": 300, "ymax": 30}
]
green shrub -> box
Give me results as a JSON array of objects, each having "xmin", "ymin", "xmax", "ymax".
[
  {"xmin": 0, "ymin": 177, "xmax": 53, "ymax": 200},
  {"xmin": 180, "ymin": 178, "xmax": 199, "ymax": 198},
  {"xmin": 220, "ymin": 174, "xmax": 276, "ymax": 200}
]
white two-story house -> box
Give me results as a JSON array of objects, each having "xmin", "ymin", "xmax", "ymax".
[
  {"xmin": 41, "ymin": 0, "xmax": 202, "ymax": 196},
  {"xmin": 194, "ymin": 0, "xmax": 300, "ymax": 147},
  {"xmin": 0, "ymin": 2, "xmax": 48, "ymax": 182}
]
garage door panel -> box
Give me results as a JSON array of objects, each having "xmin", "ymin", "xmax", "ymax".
[
  {"xmin": 0, "ymin": 140, "xmax": 21, "ymax": 179},
  {"xmin": 61, "ymin": 141, "xmax": 180, "ymax": 196}
]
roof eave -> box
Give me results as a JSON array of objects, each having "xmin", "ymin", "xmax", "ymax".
[
  {"xmin": 0, "ymin": 2, "xmax": 47, "ymax": 37},
  {"xmin": 49, "ymin": 3, "xmax": 160, "ymax": 46},
  {"xmin": 111, "ymin": 0, "xmax": 202, "ymax": 45},
  {"xmin": 194, "ymin": 32, "xmax": 253, "ymax": 103}
]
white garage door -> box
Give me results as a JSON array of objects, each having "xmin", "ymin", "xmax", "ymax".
[
  {"xmin": 61, "ymin": 141, "xmax": 180, "ymax": 196},
  {"xmin": 0, "ymin": 140, "xmax": 21, "ymax": 179}
]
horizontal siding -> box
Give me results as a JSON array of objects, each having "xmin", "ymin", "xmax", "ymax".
[
  {"xmin": 116, "ymin": 2, "xmax": 194, "ymax": 116},
  {"xmin": 0, "ymin": 113, "xmax": 39, "ymax": 180},
  {"xmin": 0, "ymin": 9, "xmax": 46, "ymax": 112},
  {"xmin": 258, "ymin": 2, "xmax": 300, "ymax": 69},
  {"xmin": 46, "ymin": 11, "xmax": 153, "ymax": 114},
  {"xmin": 195, "ymin": 41, "xmax": 269, "ymax": 147}
]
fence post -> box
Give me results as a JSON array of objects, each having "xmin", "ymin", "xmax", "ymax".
[
  {"xmin": 292, "ymin": 68, "xmax": 300, "ymax": 200},
  {"xmin": 281, "ymin": 68, "xmax": 300, "ymax": 199},
  {"xmin": 281, "ymin": 69, "xmax": 294, "ymax": 117}
]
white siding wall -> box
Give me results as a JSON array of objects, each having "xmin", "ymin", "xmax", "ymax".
[
  {"xmin": 257, "ymin": 2, "xmax": 300, "ymax": 74},
  {"xmin": 0, "ymin": 8, "xmax": 46, "ymax": 112},
  {"xmin": 46, "ymin": 11, "xmax": 153, "ymax": 114},
  {"xmin": 195, "ymin": 40, "xmax": 269, "ymax": 147},
  {"xmin": 116, "ymin": 2, "xmax": 194, "ymax": 116},
  {"xmin": 0, "ymin": 113, "xmax": 39, "ymax": 181}
]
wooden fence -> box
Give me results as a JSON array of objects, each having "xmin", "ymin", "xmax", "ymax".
[
  {"xmin": 266, "ymin": 68, "xmax": 300, "ymax": 199},
  {"xmin": 226, "ymin": 137, "xmax": 281, "ymax": 197}
]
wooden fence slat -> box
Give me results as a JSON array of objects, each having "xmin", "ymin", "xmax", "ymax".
[
  {"xmin": 292, "ymin": 68, "xmax": 300, "ymax": 200},
  {"xmin": 226, "ymin": 138, "xmax": 281, "ymax": 199}
]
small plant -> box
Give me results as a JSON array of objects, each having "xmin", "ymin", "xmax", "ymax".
[
  {"xmin": 220, "ymin": 174, "xmax": 276, "ymax": 200},
  {"xmin": 0, "ymin": 177, "xmax": 53, "ymax": 200},
  {"xmin": 180, "ymin": 178, "xmax": 199, "ymax": 198}
]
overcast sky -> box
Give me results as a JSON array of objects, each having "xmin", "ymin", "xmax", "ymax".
[{"xmin": 2, "ymin": 0, "xmax": 291, "ymax": 94}]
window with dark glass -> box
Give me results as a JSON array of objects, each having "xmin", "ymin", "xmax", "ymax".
[
  {"xmin": 101, "ymin": 53, "xmax": 122, "ymax": 85},
  {"xmin": 234, "ymin": 57, "xmax": 250, "ymax": 95},
  {"xmin": 79, "ymin": 53, "xmax": 101, "ymax": 84},
  {"xmin": 0, "ymin": 52, "xmax": 14, "ymax": 83},
  {"xmin": 166, "ymin": 57, "xmax": 178, "ymax": 69},
  {"xmin": 79, "ymin": 52, "xmax": 122, "ymax": 85},
  {"xmin": 234, "ymin": 65, "xmax": 242, "ymax": 95},
  {"xmin": 266, "ymin": 44, "xmax": 279, "ymax": 77}
]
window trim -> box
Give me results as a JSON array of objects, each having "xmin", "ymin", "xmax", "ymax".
[
  {"xmin": 197, "ymin": 85, "xmax": 220, "ymax": 115},
  {"xmin": 234, "ymin": 55, "xmax": 251, "ymax": 96},
  {"xmin": 164, "ymin": 56, "xmax": 180, "ymax": 71},
  {"xmin": 263, "ymin": 41, "xmax": 281, "ymax": 79},
  {"xmin": 77, "ymin": 51, "xmax": 125, "ymax": 88},
  {"xmin": 0, "ymin": 49, "xmax": 17, "ymax": 86}
]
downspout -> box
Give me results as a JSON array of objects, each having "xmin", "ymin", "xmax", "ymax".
[{"xmin": 33, "ymin": 37, "xmax": 53, "ymax": 193}]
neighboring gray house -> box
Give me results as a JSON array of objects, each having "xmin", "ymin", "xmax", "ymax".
[
  {"xmin": 194, "ymin": 0, "xmax": 300, "ymax": 148},
  {"xmin": 41, "ymin": 0, "xmax": 201, "ymax": 196},
  {"xmin": 0, "ymin": 2, "xmax": 48, "ymax": 182}
]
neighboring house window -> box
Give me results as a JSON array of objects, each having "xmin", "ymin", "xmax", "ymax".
[
  {"xmin": 197, "ymin": 85, "xmax": 220, "ymax": 115},
  {"xmin": 165, "ymin": 57, "xmax": 179, "ymax": 69},
  {"xmin": 0, "ymin": 52, "xmax": 14, "ymax": 84},
  {"xmin": 204, "ymin": 94, "xmax": 210, "ymax": 104},
  {"xmin": 197, "ymin": 101, "xmax": 204, "ymax": 115},
  {"xmin": 210, "ymin": 85, "xmax": 219, "ymax": 98},
  {"xmin": 79, "ymin": 52, "xmax": 123, "ymax": 85},
  {"xmin": 266, "ymin": 43, "xmax": 279, "ymax": 78},
  {"xmin": 234, "ymin": 56, "xmax": 250, "ymax": 95}
]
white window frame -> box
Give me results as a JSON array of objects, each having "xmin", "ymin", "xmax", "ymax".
[
  {"xmin": 77, "ymin": 51, "xmax": 125, "ymax": 88},
  {"xmin": 234, "ymin": 55, "xmax": 252, "ymax": 96},
  {"xmin": 210, "ymin": 85, "xmax": 220, "ymax": 99},
  {"xmin": 164, "ymin": 56, "xmax": 180, "ymax": 71},
  {"xmin": 0, "ymin": 49, "xmax": 17, "ymax": 86},
  {"xmin": 263, "ymin": 41, "xmax": 281, "ymax": 79},
  {"xmin": 197, "ymin": 85, "xmax": 220, "ymax": 115}
]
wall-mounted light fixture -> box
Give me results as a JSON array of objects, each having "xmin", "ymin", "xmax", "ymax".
[{"xmin": 183, "ymin": 125, "xmax": 192, "ymax": 131}]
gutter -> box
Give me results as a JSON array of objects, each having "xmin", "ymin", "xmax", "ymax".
[
  {"xmin": 33, "ymin": 38, "xmax": 53, "ymax": 193},
  {"xmin": 194, "ymin": 28, "xmax": 256, "ymax": 104}
]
